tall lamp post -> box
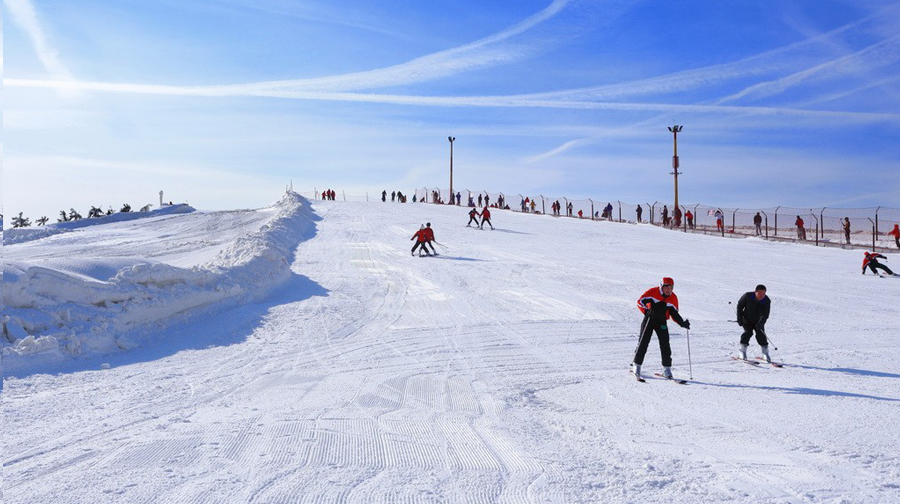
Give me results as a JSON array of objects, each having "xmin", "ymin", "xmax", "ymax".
[
  {"xmin": 667, "ymin": 125, "xmax": 683, "ymax": 210},
  {"xmin": 448, "ymin": 136, "xmax": 456, "ymax": 204}
]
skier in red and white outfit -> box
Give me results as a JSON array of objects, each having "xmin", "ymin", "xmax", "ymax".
[{"xmin": 631, "ymin": 277, "xmax": 690, "ymax": 379}]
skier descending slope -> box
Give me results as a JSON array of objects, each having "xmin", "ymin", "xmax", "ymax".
[
  {"xmin": 423, "ymin": 223, "xmax": 438, "ymax": 256},
  {"xmin": 862, "ymin": 252, "xmax": 895, "ymax": 276},
  {"xmin": 466, "ymin": 208, "xmax": 480, "ymax": 227},
  {"xmin": 631, "ymin": 277, "xmax": 691, "ymax": 380},
  {"xmin": 410, "ymin": 225, "xmax": 430, "ymax": 256},
  {"xmin": 736, "ymin": 285, "xmax": 772, "ymax": 362},
  {"xmin": 480, "ymin": 207, "xmax": 494, "ymax": 230}
]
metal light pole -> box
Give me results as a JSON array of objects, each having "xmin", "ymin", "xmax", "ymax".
[
  {"xmin": 448, "ymin": 136, "xmax": 456, "ymax": 204},
  {"xmin": 668, "ymin": 125, "xmax": 683, "ymax": 210}
]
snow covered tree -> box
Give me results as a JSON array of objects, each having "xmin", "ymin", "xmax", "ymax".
[
  {"xmin": 121, "ymin": 203, "xmax": 132, "ymax": 213},
  {"xmin": 139, "ymin": 204, "xmax": 152, "ymax": 212},
  {"xmin": 88, "ymin": 206, "xmax": 104, "ymax": 218},
  {"xmin": 12, "ymin": 212, "xmax": 32, "ymax": 228},
  {"xmin": 37, "ymin": 216, "xmax": 49, "ymax": 226},
  {"xmin": 106, "ymin": 207, "xmax": 115, "ymax": 215},
  {"xmin": 68, "ymin": 208, "xmax": 82, "ymax": 221},
  {"xmin": 58, "ymin": 210, "xmax": 69, "ymax": 222}
]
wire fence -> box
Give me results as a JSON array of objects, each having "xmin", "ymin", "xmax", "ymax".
[{"xmin": 301, "ymin": 188, "xmax": 900, "ymax": 253}]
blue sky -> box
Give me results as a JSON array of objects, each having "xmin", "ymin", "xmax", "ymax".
[{"xmin": 4, "ymin": 0, "xmax": 900, "ymax": 222}]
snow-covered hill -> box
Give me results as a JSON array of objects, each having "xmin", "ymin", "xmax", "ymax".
[{"xmin": 4, "ymin": 194, "xmax": 899, "ymax": 503}]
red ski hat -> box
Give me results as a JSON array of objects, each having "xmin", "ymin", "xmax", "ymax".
[{"xmin": 660, "ymin": 277, "xmax": 675, "ymax": 287}]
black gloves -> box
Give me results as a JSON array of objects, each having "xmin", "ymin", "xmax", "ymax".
[{"xmin": 682, "ymin": 319, "xmax": 691, "ymax": 330}]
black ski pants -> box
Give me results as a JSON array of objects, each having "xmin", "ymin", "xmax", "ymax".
[
  {"xmin": 467, "ymin": 216, "xmax": 479, "ymax": 226},
  {"xmin": 412, "ymin": 241, "xmax": 428, "ymax": 255},
  {"xmin": 481, "ymin": 217, "xmax": 493, "ymax": 229},
  {"xmin": 633, "ymin": 316, "xmax": 672, "ymax": 367},
  {"xmin": 740, "ymin": 324, "xmax": 768, "ymax": 346},
  {"xmin": 868, "ymin": 263, "xmax": 895, "ymax": 275}
]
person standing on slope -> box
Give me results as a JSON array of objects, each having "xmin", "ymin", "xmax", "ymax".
[
  {"xmin": 736, "ymin": 285, "xmax": 772, "ymax": 362},
  {"xmin": 753, "ymin": 212, "xmax": 763, "ymax": 236},
  {"xmin": 631, "ymin": 278, "xmax": 691, "ymax": 379},
  {"xmin": 410, "ymin": 225, "xmax": 429, "ymax": 256},
  {"xmin": 862, "ymin": 252, "xmax": 895, "ymax": 276},
  {"xmin": 480, "ymin": 207, "xmax": 494, "ymax": 230},
  {"xmin": 423, "ymin": 222, "xmax": 438, "ymax": 255},
  {"xmin": 889, "ymin": 224, "xmax": 900, "ymax": 249},
  {"xmin": 795, "ymin": 215, "xmax": 806, "ymax": 240},
  {"xmin": 843, "ymin": 217, "xmax": 851, "ymax": 245},
  {"xmin": 467, "ymin": 208, "xmax": 481, "ymax": 227},
  {"xmin": 636, "ymin": 205, "xmax": 643, "ymax": 223}
]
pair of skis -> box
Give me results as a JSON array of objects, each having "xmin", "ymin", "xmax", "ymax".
[
  {"xmin": 731, "ymin": 356, "xmax": 784, "ymax": 368},
  {"xmin": 632, "ymin": 371, "xmax": 688, "ymax": 385}
]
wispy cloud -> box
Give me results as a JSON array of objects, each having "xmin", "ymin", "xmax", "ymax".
[{"xmin": 3, "ymin": 0, "xmax": 72, "ymax": 79}]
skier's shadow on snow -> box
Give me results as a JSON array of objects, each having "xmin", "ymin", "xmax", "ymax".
[
  {"xmin": 431, "ymin": 255, "xmax": 483, "ymax": 262},
  {"xmin": 491, "ymin": 228, "xmax": 533, "ymax": 235},
  {"xmin": 693, "ymin": 381, "xmax": 900, "ymax": 402},
  {"xmin": 783, "ymin": 364, "xmax": 900, "ymax": 379},
  {"xmin": 6, "ymin": 273, "xmax": 330, "ymax": 378}
]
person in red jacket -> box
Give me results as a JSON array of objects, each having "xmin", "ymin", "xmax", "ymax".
[
  {"xmin": 410, "ymin": 225, "xmax": 430, "ymax": 256},
  {"xmin": 422, "ymin": 222, "xmax": 437, "ymax": 255},
  {"xmin": 467, "ymin": 208, "xmax": 480, "ymax": 227},
  {"xmin": 631, "ymin": 277, "xmax": 691, "ymax": 380},
  {"xmin": 480, "ymin": 207, "xmax": 494, "ymax": 230},
  {"xmin": 862, "ymin": 252, "xmax": 894, "ymax": 275},
  {"xmin": 888, "ymin": 224, "xmax": 900, "ymax": 249},
  {"xmin": 795, "ymin": 216, "xmax": 806, "ymax": 240}
]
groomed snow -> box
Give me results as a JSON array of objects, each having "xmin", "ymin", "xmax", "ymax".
[{"xmin": 3, "ymin": 195, "xmax": 899, "ymax": 503}]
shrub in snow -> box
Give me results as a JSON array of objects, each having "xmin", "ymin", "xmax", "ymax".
[{"xmin": 12, "ymin": 213, "xmax": 32, "ymax": 228}]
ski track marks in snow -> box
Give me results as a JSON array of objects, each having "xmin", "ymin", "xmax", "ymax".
[{"xmin": 4, "ymin": 198, "xmax": 900, "ymax": 503}]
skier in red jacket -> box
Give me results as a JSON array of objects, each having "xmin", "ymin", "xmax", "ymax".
[
  {"xmin": 862, "ymin": 252, "xmax": 894, "ymax": 276},
  {"xmin": 422, "ymin": 222, "xmax": 437, "ymax": 255},
  {"xmin": 410, "ymin": 225, "xmax": 430, "ymax": 256},
  {"xmin": 480, "ymin": 207, "xmax": 494, "ymax": 230},
  {"xmin": 467, "ymin": 208, "xmax": 480, "ymax": 227},
  {"xmin": 631, "ymin": 277, "xmax": 690, "ymax": 380}
]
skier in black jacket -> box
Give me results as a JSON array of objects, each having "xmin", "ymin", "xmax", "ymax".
[
  {"xmin": 466, "ymin": 208, "xmax": 481, "ymax": 227},
  {"xmin": 737, "ymin": 285, "xmax": 771, "ymax": 362}
]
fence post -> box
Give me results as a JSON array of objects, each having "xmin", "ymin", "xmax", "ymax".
[
  {"xmin": 542, "ymin": 196, "xmax": 546, "ymax": 215},
  {"xmin": 875, "ymin": 206, "xmax": 881, "ymax": 235},
  {"xmin": 590, "ymin": 199, "xmax": 594, "ymax": 220},
  {"xmin": 681, "ymin": 206, "xmax": 687, "ymax": 232},
  {"xmin": 618, "ymin": 201, "xmax": 622, "ymax": 222},
  {"xmin": 761, "ymin": 211, "xmax": 768, "ymax": 239},
  {"xmin": 774, "ymin": 206, "xmax": 780, "ymax": 236},
  {"xmin": 651, "ymin": 202, "xmax": 658, "ymax": 224},
  {"xmin": 811, "ymin": 213, "xmax": 819, "ymax": 246},
  {"xmin": 868, "ymin": 218, "xmax": 876, "ymax": 250},
  {"xmin": 732, "ymin": 209, "xmax": 738, "ymax": 233}
]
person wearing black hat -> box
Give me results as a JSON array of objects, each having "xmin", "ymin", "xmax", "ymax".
[
  {"xmin": 631, "ymin": 277, "xmax": 690, "ymax": 380},
  {"xmin": 736, "ymin": 285, "xmax": 771, "ymax": 362}
]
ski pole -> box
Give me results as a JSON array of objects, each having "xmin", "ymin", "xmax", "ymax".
[
  {"xmin": 757, "ymin": 327, "xmax": 777, "ymax": 350},
  {"xmin": 686, "ymin": 328, "xmax": 693, "ymax": 380}
]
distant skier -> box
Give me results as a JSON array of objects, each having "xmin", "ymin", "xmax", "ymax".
[
  {"xmin": 673, "ymin": 207, "xmax": 682, "ymax": 228},
  {"xmin": 382, "ymin": 190, "xmax": 387, "ymax": 202},
  {"xmin": 478, "ymin": 194, "xmax": 483, "ymax": 207},
  {"xmin": 795, "ymin": 216, "xmax": 806, "ymax": 240},
  {"xmin": 410, "ymin": 225, "xmax": 430, "ymax": 256},
  {"xmin": 753, "ymin": 212, "xmax": 762, "ymax": 236},
  {"xmin": 862, "ymin": 252, "xmax": 895, "ymax": 276},
  {"xmin": 736, "ymin": 285, "xmax": 772, "ymax": 363},
  {"xmin": 467, "ymin": 208, "xmax": 480, "ymax": 227},
  {"xmin": 480, "ymin": 207, "xmax": 494, "ymax": 229},
  {"xmin": 889, "ymin": 224, "xmax": 900, "ymax": 249},
  {"xmin": 423, "ymin": 223, "xmax": 438, "ymax": 255},
  {"xmin": 661, "ymin": 205, "xmax": 669, "ymax": 227},
  {"xmin": 636, "ymin": 205, "xmax": 643, "ymax": 223},
  {"xmin": 631, "ymin": 278, "xmax": 691, "ymax": 380},
  {"xmin": 530, "ymin": 200, "xmax": 537, "ymax": 213},
  {"xmin": 457, "ymin": 192, "xmax": 461, "ymax": 206},
  {"xmin": 392, "ymin": 191, "xmax": 396, "ymax": 202},
  {"xmin": 604, "ymin": 203, "xmax": 614, "ymax": 220}
]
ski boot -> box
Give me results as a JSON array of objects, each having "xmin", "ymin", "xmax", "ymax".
[
  {"xmin": 662, "ymin": 367, "xmax": 673, "ymax": 379},
  {"xmin": 761, "ymin": 345, "xmax": 772, "ymax": 363},
  {"xmin": 739, "ymin": 344, "xmax": 749, "ymax": 361},
  {"xmin": 631, "ymin": 363, "xmax": 642, "ymax": 379}
]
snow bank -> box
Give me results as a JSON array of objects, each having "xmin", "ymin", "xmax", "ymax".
[
  {"xmin": 3, "ymin": 203, "xmax": 195, "ymax": 245},
  {"xmin": 2, "ymin": 193, "xmax": 316, "ymax": 364}
]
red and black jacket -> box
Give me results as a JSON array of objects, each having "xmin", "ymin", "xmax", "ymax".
[{"xmin": 636, "ymin": 287, "xmax": 685, "ymax": 325}]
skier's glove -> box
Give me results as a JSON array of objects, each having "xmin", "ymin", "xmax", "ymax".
[{"xmin": 682, "ymin": 319, "xmax": 691, "ymax": 330}]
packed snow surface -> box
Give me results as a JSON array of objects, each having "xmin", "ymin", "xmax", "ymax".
[{"xmin": 3, "ymin": 195, "xmax": 899, "ymax": 503}]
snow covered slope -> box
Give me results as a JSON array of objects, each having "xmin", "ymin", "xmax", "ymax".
[{"xmin": 3, "ymin": 197, "xmax": 899, "ymax": 503}]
